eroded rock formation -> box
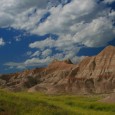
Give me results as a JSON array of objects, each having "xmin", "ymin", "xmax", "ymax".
[{"xmin": 0, "ymin": 46, "xmax": 115, "ymax": 94}]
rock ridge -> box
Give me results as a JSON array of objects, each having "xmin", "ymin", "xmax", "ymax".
[{"xmin": 0, "ymin": 45, "xmax": 115, "ymax": 94}]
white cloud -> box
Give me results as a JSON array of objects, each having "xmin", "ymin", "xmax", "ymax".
[
  {"xmin": 1, "ymin": 0, "xmax": 115, "ymax": 48},
  {"xmin": 5, "ymin": 57, "xmax": 53, "ymax": 69},
  {"xmin": 2, "ymin": 0, "xmax": 115, "ymax": 69},
  {"xmin": 29, "ymin": 37, "xmax": 55, "ymax": 49},
  {"xmin": 4, "ymin": 55, "xmax": 86, "ymax": 69},
  {"xmin": 0, "ymin": 38, "xmax": 5, "ymax": 46},
  {"xmin": 4, "ymin": 62, "xmax": 26, "ymax": 69},
  {"xmin": 0, "ymin": 0, "xmax": 48, "ymax": 27},
  {"xmin": 73, "ymin": 17, "xmax": 115, "ymax": 47},
  {"xmin": 27, "ymin": 0, "xmax": 115, "ymax": 67},
  {"xmin": 31, "ymin": 51, "xmax": 41, "ymax": 57},
  {"xmin": 24, "ymin": 57, "xmax": 52, "ymax": 66},
  {"xmin": 32, "ymin": 0, "xmax": 97, "ymax": 35},
  {"xmin": 30, "ymin": 0, "xmax": 115, "ymax": 48},
  {"xmin": 42, "ymin": 49, "xmax": 52, "ymax": 58}
]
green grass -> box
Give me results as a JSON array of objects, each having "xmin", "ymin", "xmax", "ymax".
[{"xmin": 0, "ymin": 90, "xmax": 115, "ymax": 115}]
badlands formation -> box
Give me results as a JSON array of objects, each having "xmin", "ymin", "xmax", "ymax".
[{"xmin": 0, "ymin": 45, "xmax": 115, "ymax": 95}]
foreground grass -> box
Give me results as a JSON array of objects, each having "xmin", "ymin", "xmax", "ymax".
[{"xmin": 0, "ymin": 90, "xmax": 115, "ymax": 115}]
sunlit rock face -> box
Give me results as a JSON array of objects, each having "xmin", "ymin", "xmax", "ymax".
[
  {"xmin": 67, "ymin": 45, "xmax": 115, "ymax": 94},
  {"xmin": 0, "ymin": 46, "xmax": 115, "ymax": 94}
]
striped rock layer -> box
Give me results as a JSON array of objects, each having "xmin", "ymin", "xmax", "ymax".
[{"xmin": 0, "ymin": 45, "xmax": 115, "ymax": 94}]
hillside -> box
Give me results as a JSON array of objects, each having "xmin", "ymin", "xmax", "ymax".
[{"xmin": 0, "ymin": 45, "xmax": 115, "ymax": 94}]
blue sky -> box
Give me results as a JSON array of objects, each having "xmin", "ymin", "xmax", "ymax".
[{"xmin": 0, "ymin": 0, "xmax": 115, "ymax": 74}]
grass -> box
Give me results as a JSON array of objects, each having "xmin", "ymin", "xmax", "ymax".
[{"xmin": 0, "ymin": 90, "xmax": 115, "ymax": 115}]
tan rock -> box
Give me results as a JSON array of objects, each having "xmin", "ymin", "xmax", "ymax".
[{"xmin": 0, "ymin": 45, "xmax": 115, "ymax": 94}]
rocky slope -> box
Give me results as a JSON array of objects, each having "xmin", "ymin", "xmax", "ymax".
[{"xmin": 0, "ymin": 45, "xmax": 115, "ymax": 94}]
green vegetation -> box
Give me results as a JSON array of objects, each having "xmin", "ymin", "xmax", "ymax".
[{"xmin": 0, "ymin": 90, "xmax": 115, "ymax": 115}]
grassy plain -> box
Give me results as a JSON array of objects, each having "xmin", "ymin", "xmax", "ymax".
[{"xmin": 0, "ymin": 90, "xmax": 115, "ymax": 115}]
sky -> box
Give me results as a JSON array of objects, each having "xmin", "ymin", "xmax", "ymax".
[{"xmin": 0, "ymin": 0, "xmax": 115, "ymax": 74}]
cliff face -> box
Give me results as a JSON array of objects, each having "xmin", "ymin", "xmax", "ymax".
[
  {"xmin": 67, "ymin": 46, "xmax": 115, "ymax": 94},
  {"xmin": 0, "ymin": 46, "xmax": 115, "ymax": 94}
]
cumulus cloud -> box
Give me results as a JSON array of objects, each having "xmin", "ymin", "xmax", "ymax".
[
  {"xmin": 32, "ymin": 0, "xmax": 97, "ymax": 35},
  {"xmin": 5, "ymin": 57, "xmax": 53, "ymax": 69},
  {"xmin": 2, "ymin": 0, "xmax": 115, "ymax": 69},
  {"xmin": 0, "ymin": 0, "xmax": 48, "ymax": 28},
  {"xmin": 30, "ymin": 51, "xmax": 41, "ymax": 57},
  {"xmin": 41, "ymin": 49, "xmax": 52, "ymax": 58},
  {"xmin": 31, "ymin": 0, "xmax": 115, "ymax": 47},
  {"xmin": 1, "ymin": 0, "xmax": 115, "ymax": 47},
  {"xmin": 29, "ymin": 38, "xmax": 55, "ymax": 49},
  {"xmin": 24, "ymin": 57, "xmax": 52, "ymax": 66},
  {"xmin": 4, "ymin": 55, "xmax": 86, "ymax": 69},
  {"xmin": 4, "ymin": 62, "xmax": 26, "ymax": 69},
  {"xmin": 0, "ymin": 38, "xmax": 5, "ymax": 46},
  {"xmin": 73, "ymin": 17, "xmax": 115, "ymax": 47}
]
